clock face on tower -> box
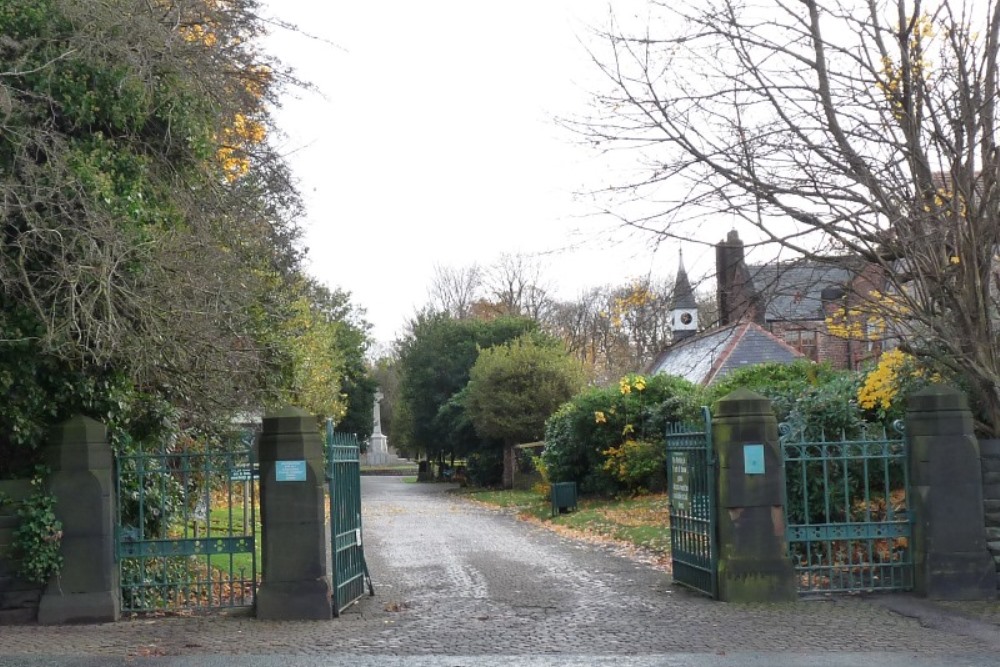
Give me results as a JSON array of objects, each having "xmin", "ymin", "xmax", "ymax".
[{"xmin": 680, "ymin": 312, "xmax": 693, "ymax": 325}]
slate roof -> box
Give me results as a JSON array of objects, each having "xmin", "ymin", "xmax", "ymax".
[
  {"xmin": 646, "ymin": 321, "xmax": 804, "ymax": 386},
  {"xmin": 749, "ymin": 260, "xmax": 857, "ymax": 321}
]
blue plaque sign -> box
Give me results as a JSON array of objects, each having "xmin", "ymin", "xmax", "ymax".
[
  {"xmin": 275, "ymin": 460, "xmax": 307, "ymax": 482},
  {"xmin": 743, "ymin": 444, "xmax": 765, "ymax": 475}
]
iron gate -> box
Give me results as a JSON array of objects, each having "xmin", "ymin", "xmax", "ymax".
[
  {"xmin": 325, "ymin": 422, "xmax": 373, "ymax": 615},
  {"xmin": 115, "ymin": 431, "xmax": 258, "ymax": 614},
  {"xmin": 780, "ymin": 420, "xmax": 913, "ymax": 595},
  {"xmin": 665, "ymin": 406, "xmax": 717, "ymax": 598}
]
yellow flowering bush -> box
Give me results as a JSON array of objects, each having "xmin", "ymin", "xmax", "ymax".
[
  {"xmin": 531, "ymin": 454, "xmax": 551, "ymax": 497},
  {"xmin": 601, "ymin": 439, "xmax": 663, "ymax": 495},
  {"xmin": 857, "ymin": 349, "xmax": 942, "ymax": 421},
  {"xmin": 619, "ymin": 373, "xmax": 646, "ymax": 395},
  {"xmin": 543, "ymin": 373, "xmax": 700, "ymax": 495}
]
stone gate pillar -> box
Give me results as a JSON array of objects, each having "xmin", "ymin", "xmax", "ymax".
[
  {"xmin": 256, "ymin": 407, "xmax": 332, "ymax": 620},
  {"xmin": 712, "ymin": 389, "xmax": 796, "ymax": 602},
  {"xmin": 905, "ymin": 386, "xmax": 995, "ymax": 599},
  {"xmin": 37, "ymin": 415, "xmax": 120, "ymax": 624}
]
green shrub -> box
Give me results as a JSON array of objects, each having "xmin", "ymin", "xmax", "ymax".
[
  {"xmin": 785, "ymin": 371, "xmax": 866, "ymax": 439},
  {"xmin": 465, "ymin": 448, "xmax": 504, "ymax": 488},
  {"xmin": 601, "ymin": 438, "xmax": 665, "ymax": 495},
  {"xmin": 542, "ymin": 373, "xmax": 700, "ymax": 496},
  {"xmin": 7, "ymin": 469, "xmax": 63, "ymax": 585},
  {"xmin": 542, "ymin": 401, "xmax": 609, "ymax": 494},
  {"xmin": 762, "ymin": 366, "xmax": 904, "ymax": 530},
  {"xmin": 704, "ymin": 360, "xmax": 838, "ymax": 422},
  {"xmin": 705, "ymin": 361, "xmax": 879, "ymax": 529}
]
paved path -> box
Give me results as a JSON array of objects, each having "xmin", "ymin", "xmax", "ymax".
[{"xmin": 0, "ymin": 477, "xmax": 998, "ymax": 666}]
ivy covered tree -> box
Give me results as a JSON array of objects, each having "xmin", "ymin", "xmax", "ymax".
[{"xmin": 0, "ymin": 0, "xmax": 370, "ymax": 469}]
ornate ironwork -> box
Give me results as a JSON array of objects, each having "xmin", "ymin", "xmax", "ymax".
[
  {"xmin": 326, "ymin": 422, "xmax": 373, "ymax": 615},
  {"xmin": 665, "ymin": 406, "xmax": 717, "ymax": 598},
  {"xmin": 115, "ymin": 432, "xmax": 258, "ymax": 614},
  {"xmin": 780, "ymin": 422, "xmax": 913, "ymax": 595}
]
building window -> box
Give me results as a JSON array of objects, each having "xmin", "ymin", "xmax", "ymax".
[{"xmin": 784, "ymin": 329, "xmax": 819, "ymax": 361}]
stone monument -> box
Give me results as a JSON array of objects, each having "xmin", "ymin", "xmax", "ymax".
[{"xmin": 367, "ymin": 389, "xmax": 389, "ymax": 466}]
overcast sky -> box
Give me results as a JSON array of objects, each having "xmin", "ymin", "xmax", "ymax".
[{"xmin": 261, "ymin": 1, "xmax": 691, "ymax": 343}]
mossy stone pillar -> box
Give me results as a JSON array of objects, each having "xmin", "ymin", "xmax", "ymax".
[
  {"xmin": 712, "ymin": 389, "xmax": 796, "ymax": 602},
  {"xmin": 906, "ymin": 386, "xmax": 995, "ymax": 599},
  {"xmin": 37, "ymin": 415, "xmax": 120, "ymax": 624},
  {"xmin": 256, "ymin": 407, "xmax": 332, "ymax": 620}
]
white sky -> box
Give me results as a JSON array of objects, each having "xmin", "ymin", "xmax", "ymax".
[{"xmin": 260, "ymin": 0, "xmax": 695, "ymax": 344}]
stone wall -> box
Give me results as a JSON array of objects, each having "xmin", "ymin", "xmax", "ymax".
[
  {"xmin": 0, "ymin": 479, "xmax": 42, "ymax": 624},
  {"xmin": 981, "ymin": 439, "xmax": 1000, "ymax": 593}
]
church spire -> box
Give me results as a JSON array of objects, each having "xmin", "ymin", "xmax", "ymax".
[
  {"xmin": 671, "ymin": 249, "xmax": 699, "ymax": 341},
  {"xmin": 672, "ymin": 250, "xmax": 697, "ymax": 310}
]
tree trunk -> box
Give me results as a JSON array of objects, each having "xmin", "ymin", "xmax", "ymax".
[{"xmin": 502, "ymin": 441, "xmax": 515, "ymax": 490}]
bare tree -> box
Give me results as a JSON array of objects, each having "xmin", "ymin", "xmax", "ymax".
[
  {"xmin": 546, "ymin": 276, "xmax": 705, "ymax": 383},
  {"xmin": 482, "ymin": 253, "xmax": 556, "ymax": 322},
  {"xmin": 608, "ymin": 277, "xmax": 673, "ymax": 367},
  {"xmin": 427, "ymin": 263, "xmax": 483, "ymax": 319},
  {"xmin": 580, "ymin": 0, "xmax": 1000, "ymax": 433},
  {"xmin": 548, "ymin": 287, "xmax": 614, "ymax": 381}
]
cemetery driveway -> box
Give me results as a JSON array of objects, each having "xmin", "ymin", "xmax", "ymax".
[{"xmin": 0, "ymin": 476, "xmax": 998, "ymax": 667}]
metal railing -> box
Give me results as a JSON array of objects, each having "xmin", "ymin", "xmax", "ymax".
[
  {"xmin": 325, "ymin": 423, "xmax": 373, "ymax": 615},
  {"xmin": 115, "ymin": 433, "xmax": 258, "ymax": 613},
  {"xmin": 665, "ymin": 406, "xmax": 717, "ymax": 598},
  {"xmin": 780, "ymin": 420, "xmax": 912, "ymax": 595}
]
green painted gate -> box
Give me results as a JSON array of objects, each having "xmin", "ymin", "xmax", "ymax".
[
  {"xmin": 665, "ymin": 406, "xmax": 717, "ymax": 598},
  {"xmin": 115, "ymin": 431, "xmax": 258, "ymax": 614},
  {"xmin": 325, "ymin": 422, "xmax": 373, "ymax": 615},
  {"xmin": 780, "ymin": 421, "xmax": 913, "ymax": 595}
]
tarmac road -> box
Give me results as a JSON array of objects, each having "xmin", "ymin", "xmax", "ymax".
[{"xmin": 0, "ymin": 476, "xmax": 997, "ymax": 666}]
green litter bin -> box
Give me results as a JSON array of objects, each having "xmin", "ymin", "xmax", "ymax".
[{"xmin": 551, "ymin": 481, "xmax": 578, "ymax": 516}]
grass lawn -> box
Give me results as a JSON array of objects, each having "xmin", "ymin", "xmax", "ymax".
[
  {"xmin": 361, "ymin": 464, "xmax": 420, "ymax": 476},
  {"xmin": 459, "ymin": 488, "xmax": 671, "ymax": 564},
  {"xmin": 203, "ymin": 506, "xmax": 260, "ymax": 578}
]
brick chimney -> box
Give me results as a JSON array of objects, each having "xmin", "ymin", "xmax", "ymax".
[{"xmin": 716, "ymin": 230, "xmax": 762, "ymax": 325}]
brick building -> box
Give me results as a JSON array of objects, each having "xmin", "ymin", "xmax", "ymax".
[
  {"xmin": 715, "ymin": 230, "xmax": 887, "ymax": 371},
  {"xmin": 648, "ymin": 231, "xmax": 886, "ymax": 383}
]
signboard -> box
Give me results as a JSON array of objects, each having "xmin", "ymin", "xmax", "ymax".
[
  {"xmin": 743, "ymin": 444, "xmax": 765, "ymax": 475},
  {"xmin": 229, "ymin": 464, "xmax": 258, "ymax": 482},
  {"xmin": 275, "ymin": 460, "xmax": 307, "ymax": 482},
  {"xmin": 670, "ymin": 452, "xmax": 690, "ymax": 512}
]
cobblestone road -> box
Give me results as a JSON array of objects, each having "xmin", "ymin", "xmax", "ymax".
[{"xmin": 0, "ymin": 476, "xmax": 997, "ymax": 665}]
